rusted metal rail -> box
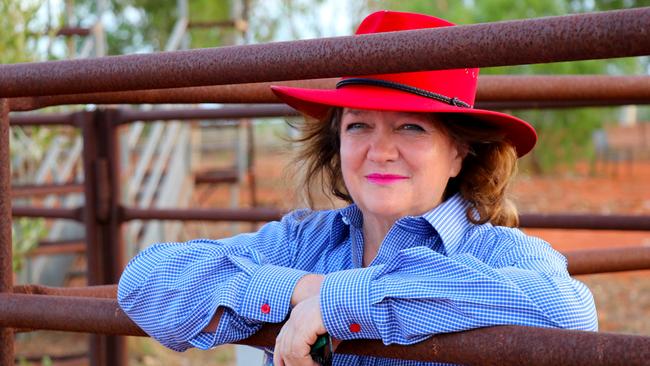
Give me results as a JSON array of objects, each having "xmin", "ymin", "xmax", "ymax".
[
  {"xmin": 120, "ymin": 207, "xmax": 284, "ymax": 222},
  {"xmin": 8, "ymin": 74, "xmax": 650, "ymax": 111},
  {"xmin": 1, "ymin": 8, "xmax": 649, "ymax": 98},
  {"xmin": 11, "ymin": 206, "xmax": 83, "ymax": 221},
  {"xmin": 28, "ymin": 239, "xmax": 86, "ymax": 257},
  {"xmin": 565, "ymin": 246, "xmax": 650, "ymax": 275},
  {"xmin": 519, "ymin": 213, "xmax": 650, "ymax": 231},
  {"xmin": 0, "ymin": 293, "xmax": 648, "ymax": 366},
  {"xmin": 11, "ymin": 183, "xmax": 84, "ymax": 197},
  {"xmin": 9, "ymin": 112, "xmax": 76, "ymax": 126},
  {"xmin": 10, "ymin": 203, "xmax": 650, "ymax": 230},
  {"xmin": 0, "ymin": 100, "xmax": 13, "ymax": 365},
  {"xmin": 78, "ymin": 109, "xmax": 127, "ymax": 365},
  {"xmin": 13, "ymin": 284, "xmax": 117, "ymax": 298}
]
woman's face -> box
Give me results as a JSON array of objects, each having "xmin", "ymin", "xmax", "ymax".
[{"xmin": 340, "ymin": 109, "xmax": 464, "ymax": 220}]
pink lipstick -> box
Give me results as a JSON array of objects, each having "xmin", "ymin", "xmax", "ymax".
[{"xmin": 365, "ymin": 173, "xmax": 408, "ymax": 185}]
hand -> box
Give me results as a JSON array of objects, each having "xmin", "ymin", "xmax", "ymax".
[{"xmin": 273, "ymin": 295, "xmax": 326, "ymax": 366}]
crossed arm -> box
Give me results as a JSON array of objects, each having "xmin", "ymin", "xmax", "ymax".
[{"xmin": 117, "ymin": 212, "xmax": 597, "ymax": 364}]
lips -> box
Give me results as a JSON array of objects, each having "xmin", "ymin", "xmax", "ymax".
[{"xmin": 365, "ymin": 173, "xmax": 408, "ymax": 185}]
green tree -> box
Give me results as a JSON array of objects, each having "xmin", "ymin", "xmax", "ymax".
[
  {"xmin": 374, "ymin": 0, "xmax": 650, "ymax": 173},
  {"xmin": 0, "ymin": 0, "xmax": 42, "ymax": 63},
  {"xmin": 71, "ymin": 0, "xmax": 233, "ymax": 53}
]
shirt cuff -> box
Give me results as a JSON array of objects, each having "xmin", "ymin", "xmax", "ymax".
[
  {"xmin": 320, "ymin": 267, "xmax": 381, "ymax": 340},
  {"xmin": 239, "ymin": 264, "xmax": 308, "ymax": 322}
]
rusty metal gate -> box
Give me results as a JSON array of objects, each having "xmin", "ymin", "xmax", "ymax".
[{"xmin": 1, "ymin": 7, "xmax": 650, "ymax": 366}]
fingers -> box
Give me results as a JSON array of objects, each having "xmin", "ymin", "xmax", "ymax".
[
  {"xmin": 274, "ymin": 300, "xmax": 323, "ymax": 366},
  {"xmin": 274, "ymin": 323, "xmax": 317, "ymax": 365}
]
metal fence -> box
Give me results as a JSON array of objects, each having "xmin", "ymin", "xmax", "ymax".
[{"xmin": 1, "ymin": 7, "xmax": 650, "ymax": 366}]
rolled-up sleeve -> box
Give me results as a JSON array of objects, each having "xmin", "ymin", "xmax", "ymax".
[
  {"xmin": 117, "ymin": 211, "xmax": 309, "ymax": 351},
  {"xmin": 319, "ymin": 234, "xmax": 597, "ymax": 346}
]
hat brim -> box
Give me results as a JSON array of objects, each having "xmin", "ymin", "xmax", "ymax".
[{"xmin": 271, "ymin": 85, "xmax": 537, "ymax": 157}]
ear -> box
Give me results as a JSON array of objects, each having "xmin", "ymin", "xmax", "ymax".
[{"xmin": 448, "ymin": 142, "xmax": 468, "ymax": 178}]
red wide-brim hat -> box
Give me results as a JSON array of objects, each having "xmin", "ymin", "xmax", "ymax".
[{"xmin": 271, "ymin": 10, "xmax": 537, "ymax": 157}]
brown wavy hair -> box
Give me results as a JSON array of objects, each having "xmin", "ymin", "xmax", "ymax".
[{"xmin": 289, "ymin": 108, "xmax": 520, "ymax": 227}]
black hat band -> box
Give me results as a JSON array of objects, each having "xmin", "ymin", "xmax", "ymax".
[{"xmin": 336, "ymin": 78, "xmax": 471, "ymax": 108}]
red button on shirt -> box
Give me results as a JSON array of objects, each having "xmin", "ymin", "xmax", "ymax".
[
  {"xmin": 349, "ymin": 323, "xmax": 361, "ymax": 333},
  {"xmin": 261, "ymin": 303, "xmax": 271, "ymax": 314}
]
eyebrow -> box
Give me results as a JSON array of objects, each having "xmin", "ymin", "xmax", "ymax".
[
  {"xmin": 342, "ymin": 109, "xmax": 364, "ymax": 116},
  {"xmin": 343, "ymin": 109, "xmax": 429, "ymax": 120}
]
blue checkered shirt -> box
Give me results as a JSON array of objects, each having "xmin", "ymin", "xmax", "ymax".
[{"xmin": 118, "ymin": 193, "xmax": 598, "ymax": 365}]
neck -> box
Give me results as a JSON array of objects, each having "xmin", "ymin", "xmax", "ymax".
[{"xmin": 361, "ymin": 213, "xmax": 397, "ymax": 267}]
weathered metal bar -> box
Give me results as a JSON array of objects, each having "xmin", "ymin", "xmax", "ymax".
[
  {"xmin": 121, "ymin": 206, "xmax": 284, "ymax": 222},
  {"xmin": 56, "ymin": 27, "xmax": 91, "ymax": 37},
  {"xmin": 0, "ymin": 294, "xmax": 145, "ymax": 336},
  {"xmin": 519, "ymin": 213, "xmax": 650, "ymax": 231},
  {"xmin": 13, "ymin": 284, "xmax": 116, "ymax": 298},
  {"xmin": 121, "ymin": 207, "xmax": 650, "ymax": 231},
  {"xmin": 14, "ymin": 352, "xmax": 87, "ymax": 364},
  {"xmin": 565, "ymin": 246, "xmax": 650, "ymax": 275},
  {"xmin": 187, "ymin": 20, "xmax": 237, "ymax": 28},
  {"xmin": 0, "ymin": 99, "xmax": 14, "ymax": 365},
  {"xmin": 11, "ymin": 206, "xmax": 83, "ymax": 221},
  {"xmin": 477, "ymin": 99, "xmax": 650, "ymax": 110},
  {"xmin": 79, "ymin": 109, "xmax": 127, "ymax": 366},
  {"xmin": 1, "ymin": 293, "xmax": 648, "ymax": 366},
  {"xmin": 9, "ymin": 74, "xmax": 650, "ymax": 111},
  {"xmin": 11, "ymin": 183, "xmax": 84, "ymax": 197},
  {"xmin": 7, "ymin": 79, "xmax": 330, "ymax": 111},
  {"xmin": 28, "ymin": 239, "xmax": 86, "ymax": 257},
  {"xmin": 9, "ymin": 111, "xmax": 76, "ymax": 126},
  {"xmin": 2, "ymin": 8, "xmax": 649, "ymax": 98},
  {"xmin": 117, "ymin": 104, "xmax": 294, "ymax": 124},
  {"xmin": 195, "ymin": 169, "xmax": 239, "ymax": 184}
]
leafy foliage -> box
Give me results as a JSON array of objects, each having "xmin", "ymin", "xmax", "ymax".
[{"xmin": 0, "ymin": 0, "xmax": 42, "ymax": 63}]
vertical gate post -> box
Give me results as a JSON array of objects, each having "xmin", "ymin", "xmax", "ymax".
[
  {"xmin": 79, "ymin": 108, "xmax": 127, "ymax": 366},
  {"xmin": 0, "ymin": 99, "xmax": 14, "ymax": 365}
]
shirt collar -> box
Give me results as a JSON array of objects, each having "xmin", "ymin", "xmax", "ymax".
[
  {"xmin": 337, "ymin": 193, "xmax": 473, "ymax": 254},
  {"xmin": 338, "ymin": 203, "xmax": 363, "ymax": 229},
  {"xmin": 421, "ymin": 193, "xmax": 473, "ymax": 255}
]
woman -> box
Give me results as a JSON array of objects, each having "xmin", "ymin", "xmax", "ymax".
[{"xmin": 118, "ymin": 10, "xmax": 598, "ymax": 366}]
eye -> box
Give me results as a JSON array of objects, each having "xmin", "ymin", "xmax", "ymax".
[
  {"xmin": 399, "ymin": 123, "xmax": 426, "ymax": 132},
  {"xmin": 345, "ymin": 122, "xmax": 368, "ymax": 131}
]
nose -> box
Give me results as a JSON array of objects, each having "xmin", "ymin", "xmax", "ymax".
[{"xmin": 366, "ymin": 129, "xmax": 399, "ymax": 163}]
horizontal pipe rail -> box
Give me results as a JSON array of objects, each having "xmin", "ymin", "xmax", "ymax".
[
  {"xmin": 565, "ymin": 246, "xmax": 650, "ymax": 275},
  {"xmin": 11, "ymin": 206, "xmax": 83, "ymax": 221},
  {"xmin": 195, "ymin": 169, "xmax": 239, "ymax": 184},
  {"xmin": 121, "ymin": 206, "xmax": 650, "ymax": 231},
  {"xmin": 519, "ymin": 213, "xmax": 650, "ymax": 231},
  {"xmin": 15, "ymin": 352, "xmax": 87, "ymax": 364},
  {"xmin": 121, "ymin": 206, "xmax": 284, "ymax": 222},
  {"xmin": 1, "ymin": 8, "xmax": 649, "ymax": 98},
  {"xmin": 187, "ymin": 20, "xmax": 238, "ymax": 29},
  {"xmin": 13, "ymin": 284, "xmax": 116, "ymax": 298},
  {"xmin": 28, "ymin": 239, "xmax": 86, "ymax": 256},
  {"xmin": 9, "ymin": 205, "xmax": 650, "ymax": 231},
  {"xmin": 117, "ymin": 104, "xmax": 293, "ymax": 124},
  {"xmin": 0, "ymin": 293, "xmax": 648, "ymax": 366},
  {"xmin": 56, "ymin": 27, "xmax": 91, "ymax": 37},
  {"xmin": 9, "ymin": 74, "xmax": 650, "ymax": 111},
  {"xmin": 8, "ymin": 112, "xmax": 76, "ymax": 126},
  {"xmin": 11, "ymin": 183, "xmax": 83, "ymax": 197}
]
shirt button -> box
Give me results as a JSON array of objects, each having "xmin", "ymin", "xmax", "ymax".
[
  {"xmin": 349, "ymin": 323, "xmax": 361, "ymax": 333},
  {"xmin": 261, "ymin": 303, "xmax": 271, "ymax": 314}
]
